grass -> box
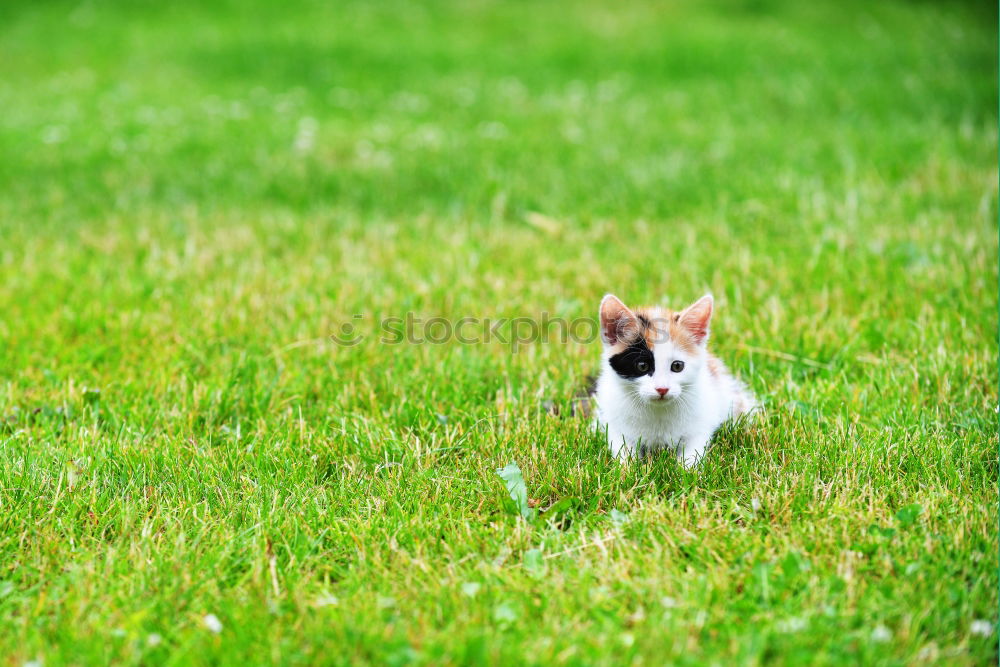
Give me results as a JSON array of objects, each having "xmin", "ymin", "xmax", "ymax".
[{"xmin": 0, "ymin": 0, "xmax": 997, "ymax": 664}]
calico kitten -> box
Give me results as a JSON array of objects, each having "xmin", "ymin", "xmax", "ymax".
[{"xmin": 594, "ymin": 293, "xmax": 757, "ymax": 466}]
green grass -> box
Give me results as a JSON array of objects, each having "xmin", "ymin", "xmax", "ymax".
[{"xmin": 0, "ymin": 0, "xmax": 997, "ymax": 664}]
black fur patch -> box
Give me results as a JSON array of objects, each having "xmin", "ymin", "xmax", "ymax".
[{"xmin": 608, "ymin": 339, "xmax": 654, "ymax": 379}]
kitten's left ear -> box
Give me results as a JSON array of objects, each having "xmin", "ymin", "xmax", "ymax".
[
  {"xmin": 678, "ymin": 294, "xmax": 713, "ymax": 345},
  {"xmin": 599, "ymin": 294, "xmax": 639, "ymax": 347}
]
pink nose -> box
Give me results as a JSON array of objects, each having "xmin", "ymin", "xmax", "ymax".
[{"xmin": 655, "ymin": 387, "xmax": 669, "ymax": 396}]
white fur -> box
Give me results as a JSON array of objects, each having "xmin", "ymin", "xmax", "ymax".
[{"xmin": 593, "ymin": 296, "xmax": 757, "ymax": 467}]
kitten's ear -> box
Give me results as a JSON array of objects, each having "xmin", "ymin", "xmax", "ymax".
[
  {"xmin": 678, "ymin": 294, "xmax": 714, "ymax": 345},
  {"xmin": 599, "ymin": 294, "xmax": 639, "ymax": 347}
]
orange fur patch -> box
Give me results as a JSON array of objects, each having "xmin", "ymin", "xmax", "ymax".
[{"xmin": 632, "ymin": 306, "xmax": 698, "ymax": 353}]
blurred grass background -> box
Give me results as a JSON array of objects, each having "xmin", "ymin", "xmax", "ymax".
[{"xmin": 0, "ymin": 0, "xmax": 997, "ymax": 664}]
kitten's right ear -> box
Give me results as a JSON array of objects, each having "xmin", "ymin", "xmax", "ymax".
[
  {"xmin": 678, "ymin": 294, "xmax": 714, "ymax": 345},
  {"xmin": 599, "ymin": 294, "xmax": 638, "ymax": 347}
]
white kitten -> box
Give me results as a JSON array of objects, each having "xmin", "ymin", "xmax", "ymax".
[{"xmin": 593, "ymin": 293, "xmax": 757, "ymax": 467}]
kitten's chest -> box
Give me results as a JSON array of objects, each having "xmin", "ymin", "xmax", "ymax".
[
  {"xmin": 597, "ymin": 393, "xmax": 703, "ymax": 445},
  {"xmin": 621, "ymin": 410, "xmax": 694, "ymax": 444}
]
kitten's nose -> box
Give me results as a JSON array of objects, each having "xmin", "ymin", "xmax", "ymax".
[{"xmin": 655, "ymin": 387, "xmax": 669, "ymax": 397}]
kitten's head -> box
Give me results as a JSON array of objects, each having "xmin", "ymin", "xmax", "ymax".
[{"xmin": 598, "ymin": 293, "xmax": 714, "ymax": 404}]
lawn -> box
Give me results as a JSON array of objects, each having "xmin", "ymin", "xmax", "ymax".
[{"xmin": 0, "ymin": 0, "xmax": 997, "ymax": 664}]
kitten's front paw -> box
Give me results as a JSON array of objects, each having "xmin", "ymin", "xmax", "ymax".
[
  {"xmin": 612, "ymin": 443, "xmax": 636, "ymax": 463},
  {"xmin": 608, "ymin": 434, "xmax": 635, "ymax": 463},
  {"xmin": 681, "ymin": 451, "xmax": 702, "ymax": 468},
  {"xmin": 679, "ymin": 440, "xmax": 708, "ymax": 468}
]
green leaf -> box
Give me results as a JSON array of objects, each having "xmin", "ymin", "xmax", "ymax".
[
  {"xmin": 609, "ymin": 509, "xmax": 629, "ymax": 527},
  {"xmin": 523, "ymin": 548, "xmax": 546, "ymax": 578},
  {"xmin": 752, "ymin": 562, "xmax": 773, "ymax": 603},
  {"xmin": 543, "ymin": 497, "xmax": 577, "ymax": 516},
  {"xmin": 851, "ymin": 540, "xmax": 878, "ymax": 555},
  {"xmin": 867, "ymin": 524, "xmax": 896, "ymax": 538},
  {"xmin": 496, "ymin": 462, "xmax": 536, "ymax": 521},
  {"xmin": 493, "ymin": 602, "xmax": 518, "ymax": 625},
  {"xmin": 894, "ymin": 504, "xmax": 922, "ymax": 526},
  {"xmin": 781, "ymin": 551, "xmax": 810, "ymax": 578}
]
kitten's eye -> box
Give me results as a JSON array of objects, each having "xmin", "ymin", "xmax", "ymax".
[
  {"xmin": 636, "ymin": 361, "xmax": 650, "ymax": 374},
  {"xmin": 670, "ymin": 360, "xmax": 685, "ymax": 373}
]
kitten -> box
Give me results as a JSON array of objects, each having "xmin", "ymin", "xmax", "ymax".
[{"xmin": 593, "ymin": 293, "xmax": 757, "ymax": 467}]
